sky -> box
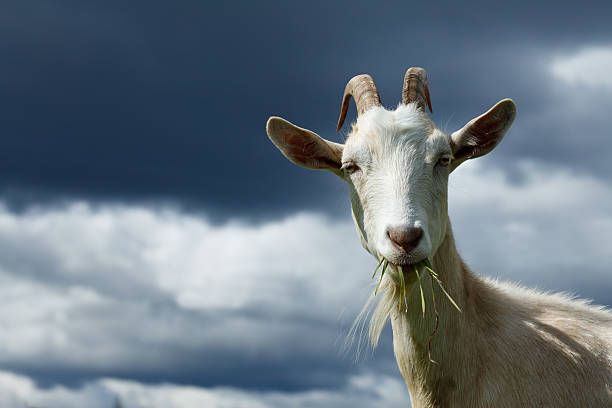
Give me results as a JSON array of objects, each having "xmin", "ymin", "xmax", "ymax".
[{"xmin": 0, "ymin": 1, "xmax": 611, "ymax": 407}]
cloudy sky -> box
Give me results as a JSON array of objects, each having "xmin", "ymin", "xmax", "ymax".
[{"xmin": 0, "ymin": 1, "xmax": 611, "ymax": 407}]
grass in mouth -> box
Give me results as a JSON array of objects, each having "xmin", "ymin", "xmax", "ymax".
[{"xmin": 372, "ymin": 257, "xmax": 461, "ymax": 363}]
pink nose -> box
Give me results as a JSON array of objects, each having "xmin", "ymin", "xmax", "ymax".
[{"xmin": 387, "ymin": 226, "xmax": 423, "ymax": 254}]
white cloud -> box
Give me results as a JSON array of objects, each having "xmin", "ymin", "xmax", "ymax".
[
  {"xmin": 450, "ymin": 159, "xmax": 612, "ymax": 300},
  {"xmin": 550, "ymin": 45, "xmax": 612, "ymax": 88},
  {"xmin": 0, "ymin": 203, "xmax": 372, "ymax": 315},
  {"xmin": 0, "ymin": 202, "xmax": 378, "ymax": 383},
  {"xmin": 0, "ymin": 370, "xmax": 410, "ymax": 408},
  {"xmin": 0, "ymin": 370, "xmax": 112, "ymax": 408},
  {"xmin": 103, "ymin": 372, "xmax": 410, "ymax": 408}
]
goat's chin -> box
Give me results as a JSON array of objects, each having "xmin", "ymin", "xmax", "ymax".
[{"xmin": 388, "ymin": 260, "xmax": 421, "ymax": 269}]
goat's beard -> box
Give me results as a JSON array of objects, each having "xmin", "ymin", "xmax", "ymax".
[{"xmin": 345, "ymin": 258, "xmax": 461, "ymax": 363}]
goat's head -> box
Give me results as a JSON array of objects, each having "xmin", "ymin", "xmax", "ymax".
[{"xmin": 267, "ymin": 68, "xmax": 515, "ymax": 270}]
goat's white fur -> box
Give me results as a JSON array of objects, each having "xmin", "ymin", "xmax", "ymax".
[{"xmin": 267, "ymin": 97, "xmax": 612, "ymax": 407}]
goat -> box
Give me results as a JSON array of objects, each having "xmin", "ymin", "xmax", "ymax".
[{"xmin": 266, "ymin": 68, "xmax": 612, "ymax": 407}]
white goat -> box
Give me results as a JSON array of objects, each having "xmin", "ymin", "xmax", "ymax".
[{"xmin": 266, "ymin": 68, "xmax": 612, "ymax": 407}]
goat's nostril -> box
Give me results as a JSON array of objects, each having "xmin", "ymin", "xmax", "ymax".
[{"xmin": 387, "ymin": 226, "xmax": 423, "ymax": 254}]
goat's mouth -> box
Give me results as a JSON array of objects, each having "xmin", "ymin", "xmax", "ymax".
[
  {"xmin": 387, "ymin": 255, "xmax": 428, "ymax": 271},
  {"xmin": 370, "ymin": 257, "xmax": 426, "ymax": 295},
  {"xmin": 371, "ymin": 257, "xmax": 462, "ymax": 315}
]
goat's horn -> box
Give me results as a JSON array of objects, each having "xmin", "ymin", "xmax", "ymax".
[
  {"xmin": 402, "ymin": 67, "xmax": 433, "ymax": 113},
  {"xmin": 336, "ymin": 74, "xmax": 382, "ymax": 132}
]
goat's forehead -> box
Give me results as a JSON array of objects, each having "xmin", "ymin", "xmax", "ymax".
[{"xmin": 344, "ymin": 105, "xmax": 446, "ymax": 158}]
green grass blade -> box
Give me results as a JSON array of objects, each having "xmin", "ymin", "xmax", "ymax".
[
  {"xmin": 431, "ymin": 274, "xmax": 462, "ymax": 312},
  {"xmin": 422, "ymin": 260, "xmax": 439, "ymax": 277},
  {"xmin": 371, "ymin": 257, "xmax": 385, "ymax": 279},
  {"xmin": 397, "ymin": 265, "xmax": 406, "ymax": 312},
  {"xmin": 428, "ymin": 273, "xmax": 439, "ymax": 364},
  {"xmin": 414, "ymin": 264, "xmax": 426, "ymax": 317},
  {"xmin": 430, "ymin": 275, "xmax": 436, "ymax": 305},
  {"xmin": 375, "ymin": 259, "xmax": 388, "ymax": 296},
  {"xmin": 424, "ymin": 266, "xmax": 438, "ymax": 277}
]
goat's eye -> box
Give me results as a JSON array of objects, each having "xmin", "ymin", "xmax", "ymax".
[
  {"xmin": 341, "ymin": 162, "xmax": 360, "ymax": 174},
  {"xmin": 437, "ymin": 156, "xmax": 451, "ymax": 167}
]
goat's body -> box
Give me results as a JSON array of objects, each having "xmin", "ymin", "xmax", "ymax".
[{"xmin": 382, "ymin": 224, "xmax": 612, "ymax": 407}]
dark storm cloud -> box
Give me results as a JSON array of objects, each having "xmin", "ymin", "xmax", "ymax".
[
  {"xmin": 1, "ymin": 2, "xmax": 611, "ymax": 405},
  {"xmin": 0, "ymin": 1, "xmax": 611, "ymax": 219}
]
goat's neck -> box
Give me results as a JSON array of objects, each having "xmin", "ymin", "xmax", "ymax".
[{"xmin": 390, "ymin": 220, "xmax": 481, "ymax": 407}]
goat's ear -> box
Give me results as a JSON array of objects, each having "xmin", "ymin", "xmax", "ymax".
[
  {"xmin": 449, "ymin": 99, "xmax": 516, "ymax": 171},
  {"xmin": 266, "ymin": 116, "xmax": 344, "ymax": 174}
]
